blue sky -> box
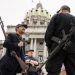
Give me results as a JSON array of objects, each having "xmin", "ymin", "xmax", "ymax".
[{"xmin": 0, "ymin": 0, "xmax": 75, "ymax": 40}]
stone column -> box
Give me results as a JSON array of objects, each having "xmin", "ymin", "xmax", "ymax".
[
  {"xmin": 43, "ymin": 41, "xmax": 48, "ymax": 61},
  {"xmin": 2, "ymin": 48, "xmax": 6, "ymax": 57},
  {"xmin": 33, "ymin": 38, "xmax": 37, "ymax": 57},
  {"xmin": 30, "ymin": 38, "xmax": 33, "ymax": 49}
]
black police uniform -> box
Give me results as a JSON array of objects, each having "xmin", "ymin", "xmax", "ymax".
[
  {"xmin": 45, "ymin": 13, "xmax": 75, "ymax": 75},
  {"xmin": 0, "ymin": 33, "xmax": 25, "ymax": 75}
]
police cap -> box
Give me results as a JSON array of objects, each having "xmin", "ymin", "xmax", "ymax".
[
  {"xmin": 16, "ymin": 24, "xmax": 28, "ymax": 29},
  {"xmin": 60, "ymin": 5, "xmax": 70, "ymax": 12}
]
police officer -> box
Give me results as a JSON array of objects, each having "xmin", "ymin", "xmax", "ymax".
[
  {"xmin": 0, "ymin": 24, "xmax": 27, "ymax": 75},
  {"xmin": 25, "ymin": 49, "xmax": 39, "ymax": 75},
  {"xmin": 45, "ymin": 5, "xmax": 75, "ymax": 75}
]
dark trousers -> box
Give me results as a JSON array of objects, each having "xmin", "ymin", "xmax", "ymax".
[
  {"xmin": 0, "ymin": 68, "xmax": 16, "ymax": 75},
  {"xmin": 46, "ymin": 48, "xmax": 75, "ymax": 75},
  {"xmin": 27, "ymin": 72, "xmax": 38, "ymax": 75}
]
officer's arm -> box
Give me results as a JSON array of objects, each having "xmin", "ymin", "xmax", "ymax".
[
  {"xmin": 45, "ymin": 14, "xmax": 57, "ymax": 48},
  {"xmin": 3, "ymin": 33, "xmax": 19, "ymax": 49},
  {"xmin": 69, "ymin": 16, "xmax": 75, "ymax": 41}
]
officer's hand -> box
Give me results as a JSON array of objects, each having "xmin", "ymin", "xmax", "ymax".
[
  {"xmin": 18, "ymin": 41, "xmax": 23, "ymax": 47},
  {"xmin": 33, "ymin": 61, "xmax": 39, "ymax": 65},
  {"xmin": 30, "ymin": 60, "xmax": 38, "ymax": 64},
  {"xmin": 11, "ymin": 51, "xmax": 17, "ymax": 57},
  {"xmin": 30, "ymin": 60, "xmax": 35, "ymax": 66}
]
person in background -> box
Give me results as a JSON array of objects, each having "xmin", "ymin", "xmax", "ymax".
[
  {"xmin": 0, "ymin": 24, "xmax": 28, "ymax": 75},
  {"xmin": 25, "ymin": 49, "xmax": 39, "ymax": 75}
]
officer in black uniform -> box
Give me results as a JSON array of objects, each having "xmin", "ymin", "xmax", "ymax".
[
  {"xmin": 0, "ymin": 24, "xmax": 27, "ymax": 75},
  {"xmin": 45, "ymin": 5, "xmax": 75, "ymax": 75}
]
